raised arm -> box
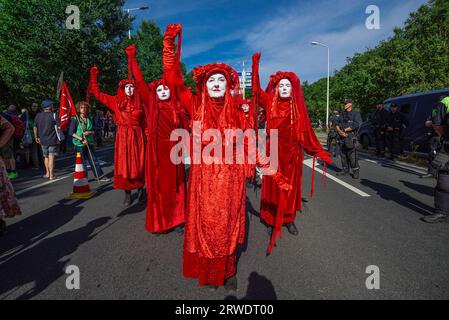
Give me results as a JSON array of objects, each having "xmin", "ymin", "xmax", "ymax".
[
  {"xmin": 125, "ymin": 44, "xmax": 151, "ymax": 104},
  {"xmin": 252, "ymin": 53, "xmax": 270, "ymax": 109},
  {"xmin": 88, "ymin": 66, "xmax": 118, "ymax": 112},
  {"xmin": 163, "ymin": 23, "xmax": 194, "ymax": 114}
]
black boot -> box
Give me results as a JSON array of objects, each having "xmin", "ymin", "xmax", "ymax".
[
  {"xmin": 286, "ymin": 222, "xmax": 299, "ymax": 236},
  {"xmin": 0, "ymin": 219, "xmax": 6, "ymax": 236},
  {"xmin": 421, "ymin": 213, "xmax": 449, "ymax": 223},
  {"xmin": 224, "ymin": 276, "xmax": 238, "ymax": 291},
  {"xmin": 137, "ymin": 188, "xmax": 145, "ymax": 204},
  {"xmin": 124, "ymin": 191, "xmax": 132, "ymax": 207},
  {"xmin": 337, "ymin": 170, "xmax": 349, "ymax": 176},
  {"xmin": 352, "ymin": 169, "xmax": 359, "ymax": 179}
]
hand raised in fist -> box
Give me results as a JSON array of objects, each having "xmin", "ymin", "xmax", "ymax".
[{"xmin": 125, "ymin": 44, "xmax": 137, "ymax": 57}]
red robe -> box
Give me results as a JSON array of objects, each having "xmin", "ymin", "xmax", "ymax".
[
  {"xmin": 127, "ymin": 48, "xmax": 187, "ymax": 233},
  {"xmin": 163, "ymin": 24, "xmax": 251, "ymax": 286},
  {"xmin": 252, "ymin": 54, "xmax": 331, "ymax": 254},
  {"xmin": 89, "ymin": 75, "xmax": 145, "ymax": 190}
]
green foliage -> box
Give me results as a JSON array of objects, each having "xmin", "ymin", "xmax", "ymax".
[
  {"xmin": 303, "ymin": 0, "xmax": 449, "ymax": 119},
  {"xmin": 0, "ymin": 0, "xmax": 132, "ymax": 105}
]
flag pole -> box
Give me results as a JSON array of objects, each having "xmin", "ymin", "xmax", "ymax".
[{"xmin": 77, "ymin": 113, "xmax": 101, "ymax": 185}]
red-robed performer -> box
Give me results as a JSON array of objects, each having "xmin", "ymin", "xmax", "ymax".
[
  {"xmin": 252, "ymin": 52, "xmax": 332, "ymax": 255},
  {"xmin": 163, "ymin": 24, "xmax": 253, "ymax": 290},
  {"xmin": 88, "ymin": 66, "xmax": 146, "ymax": 206},
  {"xmin": 124, "ymin": 38, "xmax": 188, "ymax": 234}
]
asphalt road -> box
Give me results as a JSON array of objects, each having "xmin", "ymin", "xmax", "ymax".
[{"xmin": 1, "ymin": 143, "xmax": 448, "ymax": 300}]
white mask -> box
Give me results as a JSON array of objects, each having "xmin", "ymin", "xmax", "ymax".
[
  {"xmin": 207, "ymin": 73, "xmax": 227, "ymax": 98},
  {"xmin": 278, "ymin": 79, "xmax": 292, "ymax": 98},
  {"xmin": 156, "ymin": 84, "xmax": 170, "ymax": 101},
  {"xmin": 125, "ymin": 83, "xmax": 134, "ymax": 97}
]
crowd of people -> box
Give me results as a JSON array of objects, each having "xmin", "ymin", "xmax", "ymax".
[{"xmin": 326, "ymin": 96, "xmax": 449, "ymax": 224}]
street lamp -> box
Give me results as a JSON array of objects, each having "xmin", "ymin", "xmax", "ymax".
[
  {"xmin": 124, "ymin": 6, "xmax": 149, "ymax": 39},
  {"xmin": 311, "ymin": 41, "xmax": 330, "ymax": 128}
]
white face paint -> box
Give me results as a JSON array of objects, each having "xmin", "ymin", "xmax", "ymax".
[
  {"xmin": 207, "ymin": 73, "xmax": 227, "ymax": 98},
  {"xmin": 124, "ymin": 83, "xmax": 134, "ymax": 97},
  {"xmin": 156, "ymin": 84, "xmax": 170, "ymax": 101},
  {"xmin": 278, "ymin": 79, "xmax": 292, "ymax": 98}
]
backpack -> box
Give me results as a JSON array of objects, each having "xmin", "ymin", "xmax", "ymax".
[{"xmin": 3, "ymin": 113, "xmax": 26, "ymax": 140}]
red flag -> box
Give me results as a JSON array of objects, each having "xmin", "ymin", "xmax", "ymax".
[{"xmin": 59, "ymin": 82, "xmax": 77, "ymax": 130}]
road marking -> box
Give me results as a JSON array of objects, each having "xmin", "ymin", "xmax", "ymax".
[
  {"xmin": 364, "ymin": 159, "xmax": 378, "ymax": 164},
  {"xmin": 16, "ymin": 174, "xmax": 72, "ymax": 196},
  {"xmin": 303, "ymin": 158, "xmax": 370, "ymax": 197}
]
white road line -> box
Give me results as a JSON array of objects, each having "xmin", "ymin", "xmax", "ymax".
[
  {"xmin": 16, "ymin": 174, "xmax": 72, "ymax": 196},
  {"xmin": 364, "ymin": 159, "xmax": 378, "ymax": 164},
  {"xmin": 303, "ymin": 158, "xmax": 370, "ymax": 197}
]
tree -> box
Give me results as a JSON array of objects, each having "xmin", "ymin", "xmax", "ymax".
[
  {"xmin": 303, "ymin": 0, "xmax": 449, "ymax": 117},
  {"xmin": 0, "ymin": 0, "xmax": 132, "ymax": 106}
]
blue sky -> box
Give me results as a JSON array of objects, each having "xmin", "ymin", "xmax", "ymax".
[{"xmin": 125, "ymin": 0, "xmax": 429, "ymax": 86}]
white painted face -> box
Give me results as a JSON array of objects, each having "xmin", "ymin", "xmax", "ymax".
[
  {"xmin": 156, "ymin": 84, "xmax": 170, "ymax": 101},
  {"xmin": 124, "ymin": 83, "xmax": 134, "ymax": 97},
  {"xmin": 207, "ymin": 73, "xmax": 227, "ymax": 98},
  {"xmin": 278, "ymin": 79, "xmax": 292, "ymax": 98}
]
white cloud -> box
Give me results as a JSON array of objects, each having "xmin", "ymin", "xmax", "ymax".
[{"xmin": 243, "ymin": 0, "xmax": 429, "ymax": 86}]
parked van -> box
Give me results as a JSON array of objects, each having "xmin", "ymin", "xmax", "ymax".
[{"xmin": 358, "ymin": 88, "xmax": 449, "ymax": 153}]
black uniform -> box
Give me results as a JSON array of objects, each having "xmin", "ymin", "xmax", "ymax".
[
  {"xmin": 385, "ymin": 110, "xmax": 408, "ymax": 159},
  {"xmin": 372, "ymin": 108, "xmax": 388, "ymax": 156},
  {"xmin": 327, "ymin": 114, "xmax": 340, "ymax": 157},
  {"xmin": 422, "ymin": 97, "xmax": 449, "ymax": 223},
  {"xmin": 337, "ymin": 109, "xmax": 363, "ymax": 176}
]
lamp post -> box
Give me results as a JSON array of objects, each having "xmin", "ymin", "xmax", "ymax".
[
  {"xmin": 311, "ymin": 41, "xmax": 330, "ymax": 128},
  {"xmin": 124, "ymin": 6, "xmax": 149, "ymax": 39}
]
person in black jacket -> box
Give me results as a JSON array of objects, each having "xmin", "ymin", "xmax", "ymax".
[
  {"xmin": 372, "ymin": 103, "xmax": 389, "ymax": 157},
  {"xmin": 336, "ymin": 99, "xmax": 363, "ymax": 179},
  {"xmin": 385, "ymin": 103, "xmax": 408, "ymax": 160}
]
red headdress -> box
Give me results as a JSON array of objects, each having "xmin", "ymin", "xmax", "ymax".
[
  {"xmin": 116, "ymin": 79, "xmax": 142, "ymax": 112},
  {"xmin": 192, "ymin": 62, "xmax": 245, "ymax": 131},
  {"xmin": 265, "ymin": 71, "xmax": 311, "ymax": 141}
]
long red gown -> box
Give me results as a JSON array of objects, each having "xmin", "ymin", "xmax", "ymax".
[
  {"xmin": 252, "ymin": 53, "xmax": 331, "ymax": 254},
  {"xmin": 164, "ymin": 24, "xmax": 251, "ymax": 286},
  {"xmin": 126, "ymin": 45, "xmax": 187, "ymax": 233},
  {"xmin": 89, "ymin": 71, "xmax": 145, "ymax": 190}
]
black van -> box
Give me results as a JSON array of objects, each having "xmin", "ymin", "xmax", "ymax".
[{"xmin": 358, "ymin": 88, "xmax": 449, "ymax": 153}]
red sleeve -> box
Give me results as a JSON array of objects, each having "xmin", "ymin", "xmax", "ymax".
[
  {"xmin": 251, "ymin": 53, "xmax": 271, "ymax": 110},
  {"xmin": 163, "ymin": 24, "xmax": 195, "ymax": 115},
  {"xmin": 129, "ymin": 55, "xmax": 151, "ymax": 104},
  {"xmin": 89, "ymin": 72, "xmax": 118, "ymax": 113},
  {"xmin": 300, "ymin": 118, "xmax": 324, "ymax": 155}
]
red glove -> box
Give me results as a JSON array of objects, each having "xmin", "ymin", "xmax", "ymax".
[
  {"xmin": 252, "ymin": 52, "xmax": 261, "ymax": 64},
  {"xmin": 90, "ymin": 66, "xmax": 99, "ymax": 78},
  {"xmin": 165, "ymin": 23, "xmax": 182, "ymax": 38},
  {"xmin": 316, "ymin": 150, "xmax": 332, "ymax": 164},
  {"xmin": 125, "ymin": 44, "xmax": 136, "ymax": 57}
]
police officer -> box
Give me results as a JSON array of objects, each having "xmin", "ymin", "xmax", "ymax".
[
  {"xmin": 327, "ymin": 109, "xmax": 340, "ymax": 157},
  {"xmin": 336, "ymin": 99, "xmax": 363, "ymax": 179},
  {"xmin": 385, "ymin": 103, "xmax": 408, "ymax": 160},
  {"xmin": 372, "ymin": 103, "xmax": 388, "ymax": 157},
  {"xmin": 422, "ymin": 96, "xmax": 449, "ymax": 223},
  {"xmin": 420, "ymin": 102, "xmax": 441, "ymax": 178}
]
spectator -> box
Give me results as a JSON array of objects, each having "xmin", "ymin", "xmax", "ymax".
[
  {"xmin": 68, "ymin": 101, "xmax": 110, "ymax": 182},
  {"xmin": 27, "ymin": 103, "xmax": 41, "ymax": 169},
  {"xmin": 0, "ymin": 114, "xmax": 22, "ymax": 236},
  {"xmin": 1, "ymin": 104, "xmax": 24, "ymax": 179},
  {"xmin": 33, "ymin": 100, "xmax": 60, "ymax": 180},
  {"xmin": 93, "ymin": 110, "xmax": 104, "ymax": 147}
]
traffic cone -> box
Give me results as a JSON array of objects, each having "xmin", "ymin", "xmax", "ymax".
[{"xmin": 67, "ymin": 152, "xmax": 95, "ymax": 199}]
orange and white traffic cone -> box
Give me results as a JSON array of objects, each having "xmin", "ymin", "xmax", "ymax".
[{"xmin": 67, "ymin": 152, "xmax": 96, "ymax": 199}]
